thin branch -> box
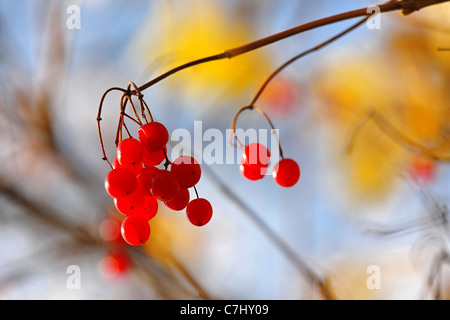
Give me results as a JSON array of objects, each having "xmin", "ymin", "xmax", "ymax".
[
  {"xmin": 345, "ymin": 109, "xmax": 450, "ymax": 161},
  {"xmin": 200, "ymin": 162, "xmax": 335, "ymax": 299},
  {"xmin": 229, "ymin": 17, "xmax": 369, "ymax": 152},
  {"xmin": 127, "ymin": 0, "xmax": 450, "ymax": 96}
]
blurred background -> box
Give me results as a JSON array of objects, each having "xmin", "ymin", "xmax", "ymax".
[{"xmin": 0, "ymin": 0, "xmax": 449, "ymax": 299}]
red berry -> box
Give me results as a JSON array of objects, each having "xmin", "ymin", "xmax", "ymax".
[
  {"xmin": 272, "ymin": 158, "xmax": 300, "ymax": 187},
  {"xmin": 239, "ymin": 158, "xmax": 267, "ymax": 181},
  {"xmin": 164, "ymin": 187, "xmax": 190, "ymax": 211},
  {"xmin": 186, "ymin": 198, "xmax": 213, "ymax": 227},
  {"xmin": 112, "ymin": 157, "xmax": 120, "ymax": 169},
  {"xmin": 142, "ymin": 146, "xmax": 167, "ymax": 167},
  {"xmin": 170, "ymin": 156, "xmax": 201, "ymax": 188},
  {"xmin": 243, "ymin": 143, "xmax": 271, "ymax": 167},
  {"xmin": 408, "ymin": 154, "xmax": 436, "ymax": 184},
  {"xmin": 117, "ymin": 138, "xmax": 144, "ymax": 168},
  {"xmin": 105, "ymin": 168, "xmax": 138, "ymax": 198},
  {"xmin": 114, "ymin": 192, "xmax": 145, "ymax": 216},
  {"xmin": 136, "ymin": 166, "xmax": 161, "ymax": 196},
  {"xmin": 120, "ymin": 215, "xmax": 150, "ymax": 246},
  {"xmin": 151, "ymin": 170, "xmax": 180, "ymax": 202},
  {"xmin": 112, "ymin": 157, "xmax": 142, "ymax": 175},
  {"xmin": 98, "ymin": 218, "xmax": 122, "ymax": 243},
  {"xmin": 98, "ymin": 250, "xmax": 131, "ymax": 279},
  {"xmin": 138, "ymin": 122, "xmax": 169, "ymax": 153},
  {"xmin": 138, "ymin": 196, "xmax": 158, "ymax": 221}
]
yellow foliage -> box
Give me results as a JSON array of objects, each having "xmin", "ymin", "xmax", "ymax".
[
  {"xmin": 143, "ymin": 207, "xmax": 203, "ymax": 267},
  {"xmin": 314, "ymin": 21, "xmax": 450, "ymax": 200},
  {"xmin": 137, "ymin": 0, "xmax": 272, "ymax": 103}
]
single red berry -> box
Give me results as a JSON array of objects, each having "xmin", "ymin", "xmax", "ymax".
[
  {"xmin": 114, "ymin": 192, "xmax": 145, "ymax": 216},
  {"xmin": 243, "ymin": 143, "xmax": 271, "ymax": 168},
  {"xmin": 186, "ymin": 198, "xmax": 213, "ymax": 227},
  {"xmin": 117, "ymin": 138, "xmax": 144, "ymax": 168},
  {"xmin": 112, "ymin": 157, "xmax": 142, "ymax": 175},
  {"xmin": 239, "ymin": 158, "xmax": 267, "ymax": 181},
  {"xmin": 136, "ymin": 166, "xmax": 161, "ymax": 196},
  {"xmin": 136, "ymin": 196, "xmax": 158, "ymax": 221},
  {"xmin": 98, "ymin": 250, "xmax": 131, "ymax": 279},
  {"xmin": 408, "ymin": 154, "xmax": 436, "ymax": 184},
  {"xmin": 105, "ymin": 168, "xmax": 138, "ymax": 198},
  {"xmin": 164, "ymin": 187, "xmax": 190, "ymax": 211},
  {"xmin": 272, "ymin": 158, "xmax": 300, "ymax": 187},
  {"xmin": 138, "ymin": 122, "xmax": 169, "ymax": 153},
  {"xmin": 98, "ymin": 218, "xmax": 122, "ymax": 243},
  {"xmin": 151, "ymin": 170, "xmax": 180, "ymax": 202},
  {"xmin": 170, "ymin": 156, "xmax": 201, "ymax": 188},
  {"xmin": 112, "ymin": 157, "xmax": 120, "ymax": 169},
  {"xmin": 120, "ymin": 215, "xmax": 150, "ymax": 246},
  {"xmin": 142, "ymin": 146, "xmax": 167, "ymax": 167}
]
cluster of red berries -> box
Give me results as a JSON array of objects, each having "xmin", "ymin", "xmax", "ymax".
[
  {"xmin": 104, "ymin": 121, "xmax": 213, "ymax": 246},
  {"xmin": 239, "ymin": 142, "xmax": 300, "ymax": 187}
]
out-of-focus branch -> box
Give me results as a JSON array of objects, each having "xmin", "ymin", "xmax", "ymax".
[{"xmin": 345, "ymin": 110, "xmax": 450, "ymax": 161}]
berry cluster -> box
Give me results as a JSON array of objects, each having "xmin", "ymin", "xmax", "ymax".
[
  {"xmin": 104, "ymin": 121, "xmax": 213, "ymax": 246},
  {"xmin": 239, "ymin": 142, "xmax": 300, "ymax": 187}
]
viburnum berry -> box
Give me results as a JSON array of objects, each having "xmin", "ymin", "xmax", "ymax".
[
  {"xmin": 114, "ymin": 192, "xmax": 145, "ymax": 216},
  {"xmin": 151, "ymin": 170, "xmax": 180, "ymax": 202},
  {"xmin": 243, "ymin": 143, "xmax": 271, "ymax": 168},
  {"xmin": 98, "ymin": 217, "xmax": 122, "ymax": 243},
  {"xmin": 136, "ymin": 166, "xmax": 161, "ymax": 196},
  {"xmin": 240, "ymin": 143, "xmax": 271, "ymax": 181},
  {"xmin": 105, "ymin": 168, "xmax": 138, "ymax": 198},
  {"xmin": 138, "ymin": 122, "xmax": 169, "ymax": 153},
  {"xmin": 117, "ymin": 138, "xmax": 144, "ymax": 168},
  {"xmin": 186, "ymin": 198, "xmax": 213, "ymax": 227},
  {"xmin": 170, "ymin": 156, "xmax": 201, "ymax": 188},
  {"xmin": 239, "ymin": 158, "xmax": 267, "ymax": 181},
  {"xmin": 98, "ymin": 250, "xmax": 131, "ymax": 279},
  {"xmin": 139, "ymin": 196, "xmax": 158, "ymax": 221},
  {"xmin": 164, "ymin": 187, "xmax": 190, "ymax": 211},
  {"xmin": 142, "ymin": 146, "xmax": 167, "ymax": 167},
  {"xmin": 272, "ymin": 158, "xmax": 300, "ymax": 187},
  {"xmin": 120, "ymin": 215, "xmax": 150, "ymax": 246},
  {"xmin": 112, "ymin": 157, "xmax": 142, "ymax": 175}
]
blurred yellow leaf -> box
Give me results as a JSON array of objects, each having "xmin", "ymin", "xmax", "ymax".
[
  {"xmin": 134, "ymin": 0, "xmax": 272, "ymax": 104},
  {"xmin": 314, "ymin": 19, "xmax": 450, "ymax": 200}
]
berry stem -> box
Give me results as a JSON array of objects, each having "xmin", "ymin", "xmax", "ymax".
[
  {"xmin": 248, "ymin": 17, "xmax": 368, "ymax": 107},
  {"xmin": 97, "ymin": 87, "xmax": 128, "ymax": 168},
  {"xmin": 128, "ymin": 82, "xmax": 154, "ymax": 123},
  {"xmin": 229, "ymin": 17, "xmax": 369, "ymax": 159},
  {"xmin": 122, "ymin": 85, "xmax": 143, "ymax": 126},
  {"xmin": 162, "ymin": 147, "xmax": 172, "ymax": 170},
  {"xmin": 229, "ymin": 105, "xmax": 284, "ymax": 158},
  {"xmin": 115, "ymin": 115, "xmax": 124, "ymax": 147},
  {"xmin": 193, "ymin": 185, "xmax": 199, "ymax": 199},
  {"xmin": 121, "ymin": 112, "xmax": 142, "ymax": 126},
  {"xmin": 122, "ymin": 121, "xmax": 133, "ymax": 139}
]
